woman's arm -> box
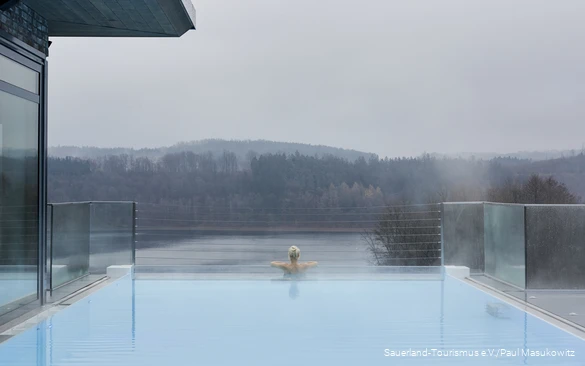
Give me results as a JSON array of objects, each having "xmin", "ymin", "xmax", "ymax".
[
  {"xmin": 302, "ymin": 261, "xmax": 318, "ymax": 269},
  {"xmin": 270, "ymin": 261, "xmax": 287, "ymax": 269}
]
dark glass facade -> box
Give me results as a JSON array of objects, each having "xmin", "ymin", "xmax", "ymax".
[{"xmin": 0, "ymin": 39, "xmax": 46, "ymax": 320}]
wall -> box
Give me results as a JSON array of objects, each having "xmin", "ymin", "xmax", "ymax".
[{"xmin": 0, "ymin": 1, "xmax": 48, "ymax": 55}]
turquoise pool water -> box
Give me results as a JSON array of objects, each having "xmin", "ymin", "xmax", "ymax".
[
  {"xmin": 0, "ymin": 279, "xmax": 36, "ymax": 308},
  {"xmin": 1, "ymin": 275, "xmax": 584, "ymax": 365}
]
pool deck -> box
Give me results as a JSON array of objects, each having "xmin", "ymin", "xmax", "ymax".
[
  {"xmin": 0, "ymin": 275, "xmax": 115, "ymax": 344},
  {"xmin": 472, "ymin": 274, "xmax": 585, "ymax": 328}
]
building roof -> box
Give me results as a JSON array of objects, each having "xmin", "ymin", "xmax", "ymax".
[{"xmin": 22, "ymin": 0, "xmax": 195, "ymax": 37}]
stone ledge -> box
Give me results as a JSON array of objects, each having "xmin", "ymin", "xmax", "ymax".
[
  {"xmin": 107, "ymin": 265, "xmax": 134, "ymax": 279},
  {"xmin": 444, "ymin": 265, "xmax": 470, "ymax": 279}
]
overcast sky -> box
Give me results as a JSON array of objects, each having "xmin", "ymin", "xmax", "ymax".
[{"xmin": 47, "ymin": 0, "xmax": 585, "ymax": 157}]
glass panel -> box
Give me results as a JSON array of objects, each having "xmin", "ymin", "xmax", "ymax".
[
  {"xmin": 484, "ymin": 203, "xmax": 525, "ymax": 288},
  {"xmin": 525, "ymin": 205, "xmax": 585, "ymax": 289},
  {"xmin": 89, "ymin": 202, "xmax": 134, "ymax": 274},
  {"xmin": 442, "ymin": 203, "xmax": 484, "ymax": 272},
  {"xmin": 0, "ymin": 54, "xmax": 39, "ymax": 94},
  {"xmin": 46, "ymin": 204, "xmax": 52, "ymax": 284},
  {"xmin": 0, "ymin": 90, "xmax": 39, "ymax": 314},
  {"xmin": 51, "ymin": 203, "xmax": 90, "ymax": 288}
]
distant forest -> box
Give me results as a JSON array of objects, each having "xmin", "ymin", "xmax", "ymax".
[
  {"xmin": 50, "ymin": 139, "xmax": 585, "ymax": 163},
  {"xmin": 49, "ymin": 147, "xmax": 582, "ymax": 217},
  {"xmin": 49, "ymin": 139, "xmax": 376, "ymax": 167}
]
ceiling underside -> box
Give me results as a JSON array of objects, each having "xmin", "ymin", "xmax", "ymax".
[{"xmin": 23, "ymin": 0, "xmax": 196, "ymax": 37}]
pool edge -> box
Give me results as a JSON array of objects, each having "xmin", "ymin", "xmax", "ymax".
[
  {"xmin": 0, "ymin": 275, "xmax": 125, "ymax": 344},
  {"xmin": 457, "ymin": 274, "xmax": 585, "ymax": 341}
]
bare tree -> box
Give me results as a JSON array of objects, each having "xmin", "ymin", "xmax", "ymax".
[
  {"xmin": 363, "ymin": 202, "xmax": 441, "ymax": 266},
  {"xmin": 488, "ymin": 174, "xmax": 579, "ymax": 204}
]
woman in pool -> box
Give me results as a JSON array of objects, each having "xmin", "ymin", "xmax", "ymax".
[{"xmin": 270, "ymin": 245, "xmax": 318, "ymax": 278}]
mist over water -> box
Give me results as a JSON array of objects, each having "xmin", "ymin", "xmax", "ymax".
[{"xmin": 135, "ymin": 232, "xmax": 368, "ymax": 266}]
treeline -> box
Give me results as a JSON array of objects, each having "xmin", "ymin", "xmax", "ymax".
[
  {"xmin": 49, "ymin": 139, "xmax": 376, "ymax": 165},
  {"xmin": 48, "ymin": 150, "xmax": 581, "ymax": 228},
  {"xmin": 48, "ymin": 152, "xmax": 477, "ymax": 206},
  {"xmin": 488, "ymin": 175, "xmax": 578, "ymax": 204}
]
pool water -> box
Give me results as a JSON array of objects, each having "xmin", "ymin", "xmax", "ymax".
[
  {"xmin": 1, "ymin": 275, "xmax": 584, "ymax": 365},
  {"xmin": 0, "ymin": 280, "xmax": 36, "ymax": 308}
]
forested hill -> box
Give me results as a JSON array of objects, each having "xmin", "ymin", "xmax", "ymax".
[
  {"xmin": 49, "ymin": 139, "xmax": 376, "ymax": 164},
  {"xmin": 433, "ymin": 149, "xmax": 585, "ymax": 161},
  {"xmin": 50, "ymin": 139, "xmax": 585, "ymax": 164},
  {"xmin": 48, "ymin": 150, "xmax": 584, "ymax": 209}
]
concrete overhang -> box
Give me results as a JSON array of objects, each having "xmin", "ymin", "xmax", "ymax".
[{"xmin": 22, "ymin": 0, "xmax": 195, "ymax": 37}]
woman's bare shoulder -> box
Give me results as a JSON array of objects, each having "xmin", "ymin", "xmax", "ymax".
[
  {"xmin": 300, "ymin": 261, "xmax": 318, "ymax": 269},
  {"xmin": 271, "ymin": 261, "xmax": 291, "ymax": 269}
]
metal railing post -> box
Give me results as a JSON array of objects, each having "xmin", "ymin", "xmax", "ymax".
[
  {"xmin": 47, "ymin": 204, "xmax": 54, "ymax": 295},
  {"xmin": 440, "ymin": 202, "xmax": 445, "ymax": 267},
  {"xmin": 523, "ymin": 204, "xmax": 528, "ymax": 289},
  {"xmin": 38, "ymin": 59, "xmax": 49, "ymax": 305},
  {"xmin": 132, "ymin": 202, "xmax": 137, "ymax": 265}
]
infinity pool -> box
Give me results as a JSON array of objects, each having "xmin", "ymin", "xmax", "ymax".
[{"xmin": 1, "ymin": 275, "xmax": 584, "ymax": 365}]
